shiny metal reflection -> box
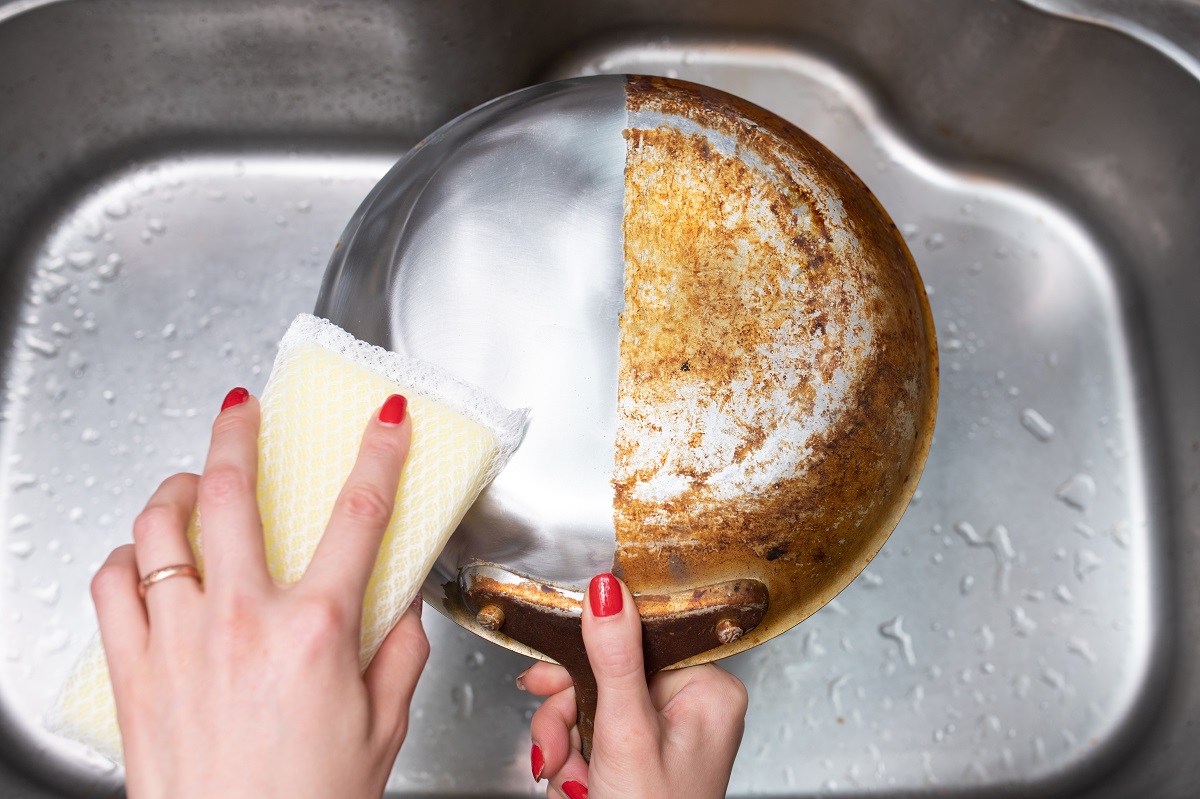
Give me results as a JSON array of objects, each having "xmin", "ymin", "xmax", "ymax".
[{"xmin": 317, "ymin": 76, "xmax": 629, "ymax": 599}]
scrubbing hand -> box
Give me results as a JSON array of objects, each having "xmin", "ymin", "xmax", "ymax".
[{"xmin": 91, "ymin": 390, "xmax": 427, "ymax": 799}]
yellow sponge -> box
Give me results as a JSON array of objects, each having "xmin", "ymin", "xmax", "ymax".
[{"xmin": 48, "ymin": 314, "xmax": 527, "ymax": 763}]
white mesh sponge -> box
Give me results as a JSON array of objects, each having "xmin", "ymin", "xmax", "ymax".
[{"xmin": 48, "ymin": 313, "xmax": 528, "ymax": 763}]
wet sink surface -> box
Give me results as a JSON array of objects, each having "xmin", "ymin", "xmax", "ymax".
[{"xmin": 1, "ymin": 1, "xmax": 1199, "ymax": 797}]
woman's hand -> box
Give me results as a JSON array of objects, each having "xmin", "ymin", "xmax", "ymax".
[
  {"xmin": 522, "ymin": 574, "xmax": 748, "ymax": 799},
  {"xmin": 90, "ymin": 388, "xmax": 429, "ymax": 799}
]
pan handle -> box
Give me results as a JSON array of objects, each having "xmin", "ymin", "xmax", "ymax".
[{"xmin": 458, "ymin": 564, "xmax": 768, "ymax": 760}]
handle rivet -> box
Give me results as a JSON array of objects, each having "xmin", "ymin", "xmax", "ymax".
[
  {"xmin": 476, "ymin": 604, "xmax": 506, "ymax": 631},
  {"xmin": 716, "ymin": 617, "xmax": 743, "ymax": 644}
]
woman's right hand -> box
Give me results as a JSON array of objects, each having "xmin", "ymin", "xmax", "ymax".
[{"xmin": 520, "ymin": 573, "xmax": 748, "ymax": 799}]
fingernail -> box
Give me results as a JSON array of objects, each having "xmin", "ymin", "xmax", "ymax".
[
  {"xmin": 409, "ymin": 591, "xmax": 423, "ymax": 618},
  {"xmin": 379, "ymin": 394, "xmax": 408, "ymax": 425},
  {"xmin": 221, "ymin": 387, "xmax": 249, "ymax": 412},
  {"xmin": 530, "ymin": 743, "xmax": 544, "ymax": 782},
  {"xmin": 515, "ymin": 667, "xmax": 531, "ymax": 691},
  {"xmin": 589, "ymin": 573, "xmax": 622, "ymax": 618},
  {"xmin": 562, "ymin": 780, "xmax": 588, "ymax": 799}
]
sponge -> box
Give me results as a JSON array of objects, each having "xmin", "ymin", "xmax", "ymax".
[{"xmin": 48, "ymin": 314, "xmax": 527, "ymax": 763}]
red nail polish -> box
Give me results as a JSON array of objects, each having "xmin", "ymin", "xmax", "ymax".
[
  {"xmin": 589, "ymin": 573, "xmax": 622, "ymax": 617},
  {"xmin": 531, "ymin": 743, "xmax": 544, "ymax": 782},
  {"xmin": 221, "ymin": 387, "xmax": 249, "ymax": 411},
  {"xmin": 562, "ymin": 780, "xmax": 588, "ymax": 799},
  {"xmin": 379, "ymin": 394, "xmax": 407, "ymax": 425}
]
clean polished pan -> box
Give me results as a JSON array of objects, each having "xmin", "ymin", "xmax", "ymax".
[{"xmin": 316, "ymin": 75, "xmax": 938, "ymax": 754}]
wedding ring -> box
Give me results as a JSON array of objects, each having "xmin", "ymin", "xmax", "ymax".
[{"xmin": 138, "ymin": 564, "xmax": 202, "ymax": 599}]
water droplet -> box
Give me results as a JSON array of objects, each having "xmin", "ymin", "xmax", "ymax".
[
  {"xmin": 161, "ymin": 322, "xmax": 177, "ymax": 339},
  {"xmin": 9, "ymin": 514, "xmax": 32, "ymax": 533},
  {"xmin": 954, "ymin": 522, "xmax": 1015, "ymax": 594},
  {"xmin": 97, "ymin": 253, "xmax": 121, "ymax": 281},
  {"xmin": 976, "ymin": 625, "xmax": 995, "ymax": 651},
  {"xmin": 1056, "ymin": 474, "xmax": 1096, "ymax": 512},
  {"xmin": 900, "ymin": 223, "xmax": 920, "ymax": 240},
  {"xmin": 1020, "ymin": 408, "xmax": 1055, "ymax": 442},
  {"xmin": 36, "ymin": 629, "xmax": 70, "ymax": 656},
  {"xmin": 102, "ymin": 389, "xmax": 115, "ymax": 403},
  {"xmin": 861, "ymin": 570, "xmax": 883, "ymax": 587},
  {"xmin": 1014, "ymin": 674, "xmax": 1032, "ymax": 699},
  {"xmin": 1011, "ymin": 606, "xmax": 1037, "ymax": 636},
  {"xmin": 828, "ymin": 673, "xmax": 850, "ymax": 715},
  {"xmin": 33, "ymin": 580, "xmax": 60, "ymax": 605},
  {"xmin": 1074, "ymin": 549, "xmax": 1102, "ymax": 581},
  {"xmin": 804, "ymin": 630, "xmax": 826, "ymax": 660},
  {"xmin": 66, "ymin": 250, "xmax": 95, "ymax": 270},
  {"xmin": 924, "ymin": 232, "xmax": 946, "ymax": 251},
  {"xmin": 80, "ymin": 428, "xmax": 102, "ymax": 445},
  {"xmin": 7, "ymin": 541, "xmax": 34, "ymax": 558},
  {"xmin": 24, "ymin": 333, "xmax": 59, "ymax": 357},
  {"xmin": 1054, "ymin": 584, "xmax": 1075, "ymax": 603},
  {"xmin": 1041, "ymin": 668, "xmax": 1067, "ymax": 690},
  {"xmin": 451, "ymin": 682, "xmax": 475, "ymax": 719},
  {"xmin": 880, "ymin": 616, "xmax": 916, "ymax": 665},
  {"xmin": 9, "ymin": 471, "xmax": 36, "ymax": 491},
  {"xmin": 909, "ymin": 683, "xmax": 925, "ymax": 711},
  {"xmin": 147, "ymin": 217, "xmax": 167, "ymax": 234},
  {"xmin": 68, "ymin": 507, "xmax": 84, "ymax": 523},
  {"xmin": 1068, "ymin": 636, "xmax": 1097, "ymax": 664},
  {"xmin": 960, "ymin": 574, "xmax": 976, "ymax": 595},
  {"xmin": 104, "ymin": 198, "xmax": 131, "ymax": 218},
  {"xmin": 206, "ymin": 189, "xmax": 227, "ymax": 201},
  {"xmin": 296, "ymin": 199, "xmax": 312, "ymax": 213},
  {"xmin": 464, "ymin": 651, "xmax": 485, "ymax": 670}
]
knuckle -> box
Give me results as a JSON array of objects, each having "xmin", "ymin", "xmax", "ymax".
[
  {"xmin": 361, "ymin": 432, "xmax": 403, "ymax": 463},
  {"xmin": 132, "ymin": 505, "xmax": 179, "ymax": 546},
  {"xmin": 406, "ymin": 628, "xmax": 431, "ymax": 666},
  {"xmin": 339, "ymin": 483, "xmax": 394, "ymax": 526},
  {"xmin": 290, "ymin": 597, "xmax": 349, "ymax": 652},
  {"xmin": 199, "ymin": 464, "xmax": 253, "ymax": 508},
  {"xmin": 90, "ymin": 564, "xmax": 128, "ymax": 603},
  {"xmin": 211, "ymin": 411, "xmax": 252, "ymax": 442},
  {"xmin": 694, "ymin": 667, "xmax": 749, "ymax": 724},
  {"xmin": 210, "ymin": 593, "xmax": 263, "ymax": 657},
  {"xmin": 589, "ymin": 637, "xmax": 644, "ymax": 682}
]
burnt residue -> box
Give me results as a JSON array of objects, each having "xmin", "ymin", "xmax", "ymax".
[{"xmin": 613, "ymin": 75, "xmax": 938, "ymax": 663}]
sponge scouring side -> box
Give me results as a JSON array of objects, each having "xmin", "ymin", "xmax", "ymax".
[{"xmin": 48, "ymin": 314, "xmax": 527, "ymax": 763}]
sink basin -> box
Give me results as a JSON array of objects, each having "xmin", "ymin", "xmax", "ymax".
[{"xmin": 1, "ymin": 1, "xmax": 1198, "ymax": 796}]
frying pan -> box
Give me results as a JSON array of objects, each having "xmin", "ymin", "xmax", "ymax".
[{"xmin": 316, "ymin": 75, "xmax": 937, "ymax": 756}]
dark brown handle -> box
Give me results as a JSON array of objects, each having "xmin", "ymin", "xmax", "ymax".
[{"xmin": 458, "ymin": 565, "xmax": 768, "ymax": 760}]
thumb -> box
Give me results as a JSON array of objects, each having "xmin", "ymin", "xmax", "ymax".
[{"xmin": 583, "ymin": 573, "xmax": 657, "ymax": 733}]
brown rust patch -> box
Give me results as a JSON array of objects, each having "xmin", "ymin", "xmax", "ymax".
[{"xmin": 613, "ymin": 76, "xmax": 937, "ymax": 662}]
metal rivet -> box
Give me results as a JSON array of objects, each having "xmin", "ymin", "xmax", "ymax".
[
  {"xmin": 716, "ymin": 617, "xmax": 743, "ymax": 644},
  {"xmin": 476, "ymin": 604, "xmax": 505, "ymax": 632}
]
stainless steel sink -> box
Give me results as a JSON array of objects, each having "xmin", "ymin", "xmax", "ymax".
[{"xmin": 2, "ymin": 1, "xmax": 1198, "ymax": 797}]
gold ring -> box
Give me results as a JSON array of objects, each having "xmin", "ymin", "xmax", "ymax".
[{"xmin": 138, "ymin": 564, "xmax": 202, "ymax": 599}]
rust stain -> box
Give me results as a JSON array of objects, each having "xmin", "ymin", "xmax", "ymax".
[{"xmin": 613, "ymin": 75, "xmax": 937, "ymax": 662}]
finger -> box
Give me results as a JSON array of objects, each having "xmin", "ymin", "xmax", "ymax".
[
  {"xmin": 548, "ymin": 758, "xmax": 590, "ymax": 799},
  {"xmin": 652, "ymin": 663, "xmax": 748, "ymax": 748},
  {"xmin": 530, "ymin": 687, "xmax": 577, "ymax": 784},
  {"xmin": 132, "ymin": 473, "xmax": 202, "ymax": 619},
  {"xmin": 582, "ymin": 573, "xmax": 656, "ymax": 734},
  {"xmin": 304, "ymin": 395, "xmax": 411, "ymax": 611},
  {"xmin": 197, "ymin": 388, "xmax": 268, "ymax": 593},
  {"xmin": 519, "ymin": 661, "xmax": 574, "ymax": 696},
  {"xmin": 364, "ymin": 593, "xmax": 430, "ymax": 746},
  {"xmin": 92, "ymin": 545, "xmax": 148, "ymax": 672}
]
